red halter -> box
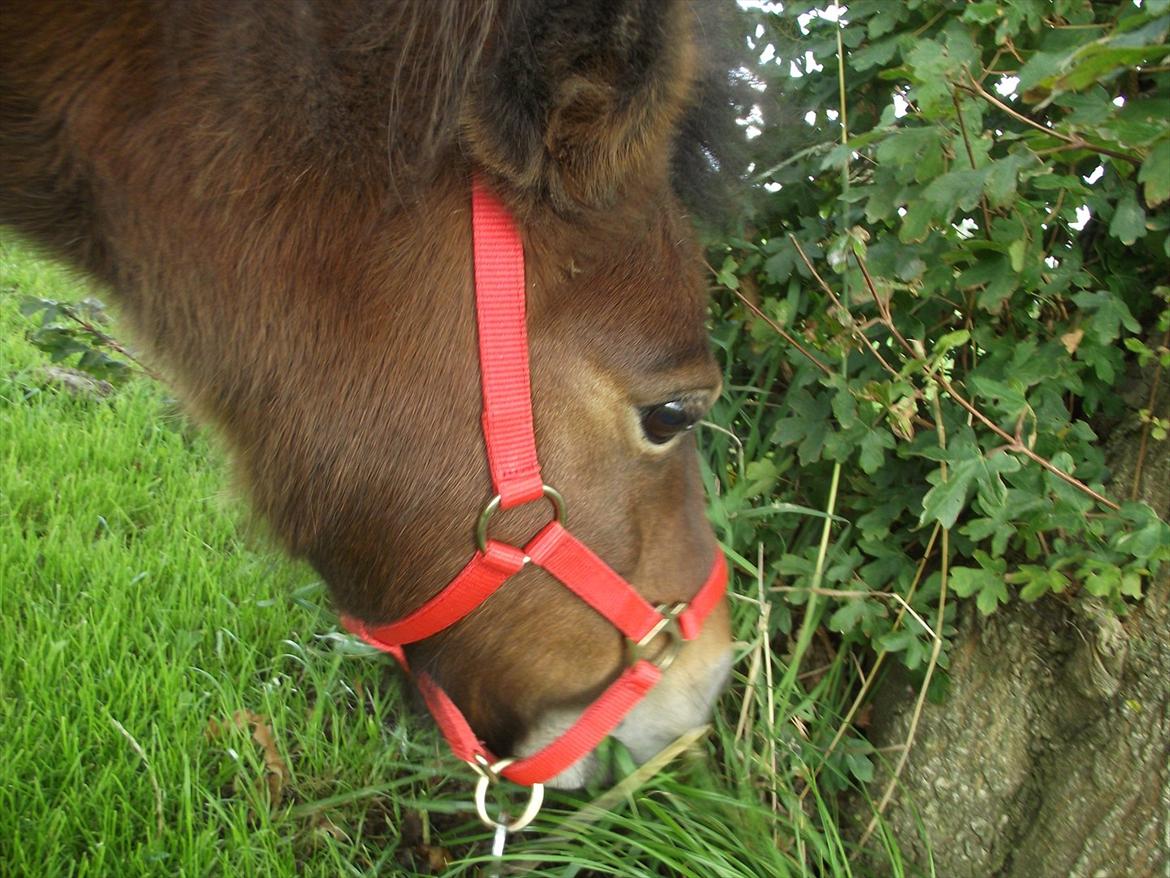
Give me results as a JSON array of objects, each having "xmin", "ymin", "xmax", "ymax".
[{"xmin": 340, "ymin": 176, "xmax": 727, "ymax": 796}]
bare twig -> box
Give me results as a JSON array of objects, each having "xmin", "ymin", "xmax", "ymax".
[
  {"xmin": 857, "ymin": 386, "xmax": 952, "ymax": 849},
  {"xmin": 789, "ymin": 234, "xmax": 901, "ymax": 378},
  {"xmin": 1043, "ymin": 187, "xmax": 1068, "ymax": 255},
  {"xmin": 1131, "ymin": 328, "xmax": 1170, "ymax": 501},
  {"xmin": 729, "ymin": 286, "xmax": 835, "ymax": 378},
  {"xmin": 58, "ymin": 302, "xmax": 161, "ymax": 381},
  {"xmin": 855, "ymin": 257, "xmax": 919, "ymax": 359},
  {"xmin": 799, "ymin": 523, "xmax": 941, "ymax": 800},
  {"xmin": 951, "ymin": 88, "xmax": 995, "ymax": 239},
  {"xmin": 936, "ymin": 371, "xmax": 1120, "ymax": 510},
  {"xmin": 955, "ymin": 72, "xmax": 1140, "ymax": 166},
  {"xmin": 853, "ymin": 252, "xmax": 1121, "ymax": 511},
  {"xmin": 771, "ymin": 585, "xmax": 937, "ymax": 642}
]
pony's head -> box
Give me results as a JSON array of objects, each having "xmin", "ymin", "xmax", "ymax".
[{"xmin": 0, "ymin": 0, "xmax": 745, "ymax": 788}]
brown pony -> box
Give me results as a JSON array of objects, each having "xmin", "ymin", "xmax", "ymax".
[{"xmin": 0, "ymin": 0, "xmax": 739, "ymax": 787}]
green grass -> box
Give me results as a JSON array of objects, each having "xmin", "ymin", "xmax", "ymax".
[{"xmin": 0, "ymin": 237, "xmax": 912, "ymax": 876}]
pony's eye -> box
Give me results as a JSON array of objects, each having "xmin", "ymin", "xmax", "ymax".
[{"xmin": 640, "ymin": 400, "xmax": 696, "ymax": 445}]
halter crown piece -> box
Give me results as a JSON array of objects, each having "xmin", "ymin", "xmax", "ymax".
[{"xmin": 340, "ymin": 175, "xmax": 728, "ymax": 830}]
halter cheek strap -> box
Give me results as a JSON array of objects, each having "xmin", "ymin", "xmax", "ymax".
[{"xmin": 340, "ymin": 175, "xmax": 727, "ymax": 802}]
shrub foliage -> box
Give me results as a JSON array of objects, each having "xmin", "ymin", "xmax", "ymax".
[{"xmin": 706, "ymin": 0, "xmax": 1170, "ymax": 727}]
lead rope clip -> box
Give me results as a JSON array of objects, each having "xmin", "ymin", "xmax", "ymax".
[{"xmin": 469, "ymin": 753, "xmax": 545, "ymax": 830}]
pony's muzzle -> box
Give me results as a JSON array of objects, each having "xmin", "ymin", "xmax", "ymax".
[{"xmin": 515, "ymin": 605, "xmax": 734, "ymax": 789}]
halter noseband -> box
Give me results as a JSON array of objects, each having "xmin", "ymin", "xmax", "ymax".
[{"xmin": 340, "ymin": 175, "xmax": 727, "ymax": 824}]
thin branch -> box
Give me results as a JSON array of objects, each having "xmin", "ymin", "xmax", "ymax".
[
  {"xmin": 58, "ymin": 302, "xmax": 162, "ymax": 381},
  {"xmin": 1131, "ymin": 328, "xmax": 1170, "ymax": 501},
  {"xmin": 853, "ymin": 252, "xmax": 1121, "ymax": 511},
  {"xmin": 798, "ymin": 523, "xmax": 941, "ymax": 803},
  {"xmin": 728, "ymin": 285, "xmax": 835, "ymax": 377},
  {"xmin": 951, "ymin": 87, "xmax": 995, "ymax": 239},
  {"xmin": 936, "ymin": 371, "xmax": 1119, "ymax": 510},
  {"xmin": 857, "ymin": 387, "xmax": 952, "ymax": 850},
  {"xmin": 956, "ymin": 72, "xmax": 1140, "ymax": 166},
  {"xmin": 1043, "ymin": 187, "xmax": 1068, "ymax": 255},
  {"xmin": 789, "ymin": 234, "xmax": 900, "ymax": 377}
]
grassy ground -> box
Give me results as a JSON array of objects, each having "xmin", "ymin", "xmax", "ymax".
[{"xmin": 0, "ymin": 237, "xmax": 911, "ymax": 877}]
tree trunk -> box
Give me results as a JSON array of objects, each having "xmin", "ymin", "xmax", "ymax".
[{"xmin": 860, "ymin": 369, "xmax": 1170, "ymax": 878}]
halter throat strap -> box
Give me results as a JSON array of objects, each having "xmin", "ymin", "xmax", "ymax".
[{"xmin": 341, "ymin": 175, "xmax": 727, "ymax": 789}]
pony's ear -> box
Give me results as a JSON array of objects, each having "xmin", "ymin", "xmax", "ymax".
[{"xmin": 461, "ymin": 1, "xmax": 698, "ymax": 210}]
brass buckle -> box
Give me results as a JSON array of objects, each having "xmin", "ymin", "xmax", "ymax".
[
  {"xmin": 475, "ymin": 484, "xmax": 566, "ymax": 553},
  {"xmin": 469, "ymin": 755, "xmax": 545, "ymax": 832},
  {"xmin": 625, "ymin": 602, "xmax": 688, "ymax": 672}
]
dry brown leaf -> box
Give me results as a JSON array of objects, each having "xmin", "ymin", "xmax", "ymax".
[
  {"xmin": 311, "ymin": 813, "xmax": 350, "ymax": 842},
  {"xmin": 1061, "ymin": 328, "xmax": 1084, "ymax": 355},
  {"xmin": 242, "ymin": 710, "xmax": 288, "ymax": 805},
  {"xmin": 418, "ymin": 843, "xmax": 452, "ymax": 872},
  {"xmin": 205, "ymin": 709, "xmax": 289, "ymax": 807}
]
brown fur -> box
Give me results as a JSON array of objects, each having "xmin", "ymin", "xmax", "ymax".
[{"xmin": 1, "ymin": 0, "xmax": 732, "ymax": 755}]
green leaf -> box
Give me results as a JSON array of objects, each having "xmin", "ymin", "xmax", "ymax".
[
  {"xmin": 1074, "ymin": 290, "xmax": 1141, "ymax": 342},
  {"xmin": 844, "ymin": 749, "xmax": 875, "ymax": 784},
  {"xmin": 932, "ymin": 329, "xmax": 971, "ymax": 359},
  {"xmin": 1138, "ymin": 139, "xmax": 1170, "ymax": 208},
  {"xmin": 1083, "ymin": 566, "xmax": 1121, "ymax": 598},
  {"xmin": 1114, "ymin": 502, "xmax": 1170, "ymax": 559},
  {"xmin": 975, "ymin": 576, "xmax": 1009, "ymax": 615},
  {"xmin": 859, "ymin": 429, "xmax": 896, "ymax": 475},
  {"xmin": 919, "ymin": 457, "xmax": 980, "ymax": 530},
  {"xmin": 852, "ymin": 37, "xmax": 901, "ymax": 71},
  {"xmin": 828, "ymin": 597, "xmax": 886, "ymax": 636},
  {"xmin": 1018, "ymin": 50, "xmax": 1065, "ymax": 95},
  {"xmin": 715, "ymin": 255, "xmax": 740, "ymax": 290},
  {"xmin": 950, "ymin": 552, "xmax": 1009, "ymax": 614},
  {"xmin": 831, "ymin": 384, "xmax": 859, "ymax": 429},
  {"xmin": 923, "ymin": 168, "xmax": 988, "ymax": 213},
  {"xmin": 877, "ymin": 627, "xmax": 928, "ymax": 669},
  {"xmin": 968, "ymin": 374, "xmax": 1030, "ymax": 421},
  {"xmin": 950, "ymin": 565, "xmax": 995, "ymax": 598},
  {"xmin": 1014, "ymin": 566, "xmax": 1071, "ymax": 601},
  {"xmin": 1108, "ymin": 193, "xmax": 1148, "ymax": 246},
  {"xmin": 984, "ymin": 153, "xmax": 1032, "ymax": 207},
  {"xmin": 961, "ymin": 1, "xmax": 1000, "ymax": 25},
  {"xmin": 1008, "ymin": 238, "xmax": 1027, "ymax": 273},
  {"xmin": 899, "ymin": 200, "xmax": 937, "ymax": 244},
  {"xmin": 1120, "ymin": 571, "xmax": 1143, "ymax": 599}
]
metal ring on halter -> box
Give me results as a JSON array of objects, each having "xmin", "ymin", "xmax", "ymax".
[
  {"xmin": 475, "ymin": 484, "xmax": 566, "ymax": 553},
  {"xmin": 625, "ymin": 601, "xmax": 688, "ymax": 672},
  {"xmin": 470, "ymin": 756, "xmax": 545, "ymax": 832}
]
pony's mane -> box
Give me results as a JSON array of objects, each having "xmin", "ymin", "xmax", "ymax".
[{"xmin": 380, "ymin": 0, "xmax": 508, "ymax": 187}]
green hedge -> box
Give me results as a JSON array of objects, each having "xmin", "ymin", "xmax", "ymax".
[{"xmin": 705, "ymin": 0, "xmax": 1170, "ymax": 717}]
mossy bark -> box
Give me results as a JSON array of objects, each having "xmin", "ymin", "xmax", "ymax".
[{"xmin": 861, "ymin": 370, "xmax": 1170, "ymax": 878}]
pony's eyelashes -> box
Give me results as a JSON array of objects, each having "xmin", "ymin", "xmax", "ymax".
[
  {"xmin": 633, "ymin": 391, "xmax": 714, "ymax": 450},
  {"xmin": 639, "ymin": 399, "xmax": 698, "ymax": 445}
]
